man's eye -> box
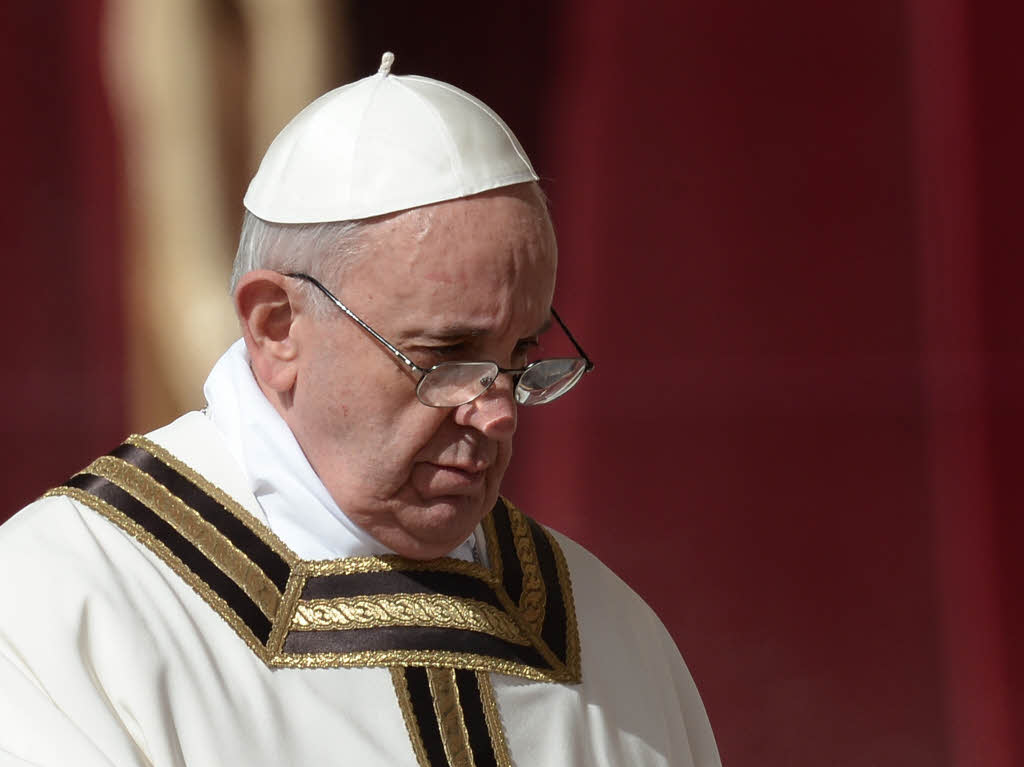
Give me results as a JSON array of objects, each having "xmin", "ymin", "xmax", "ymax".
[{"xmin": 417, "ymin": 344, "xmax": 467, "ymax": 361}]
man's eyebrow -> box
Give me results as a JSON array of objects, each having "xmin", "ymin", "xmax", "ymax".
[
  {"xmin": 408, "ymin": 314, "xmax": 553, "ymax": 343},
  {"xmin": 407, "ymin": 326, "xmax": 490, "ymax": 342}
]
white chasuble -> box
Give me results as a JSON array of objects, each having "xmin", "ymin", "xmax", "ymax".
[{"xmin": 0, "ymin": 414, "xmax": 720, "ymax": 766}]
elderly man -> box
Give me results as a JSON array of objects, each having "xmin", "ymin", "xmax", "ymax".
[{"xmin": 0, "ymin": 55, "xmax": 720, "ymax": 766}]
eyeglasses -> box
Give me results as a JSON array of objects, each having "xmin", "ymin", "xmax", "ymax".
[{"xmin": 286, "ymin": 272, "xmax": 594, "ymax": 408}]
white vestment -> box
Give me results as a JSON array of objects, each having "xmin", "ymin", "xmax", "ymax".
[{"xmin": 0, "ymin": 346, "xmax": 720, "ymax": 767}]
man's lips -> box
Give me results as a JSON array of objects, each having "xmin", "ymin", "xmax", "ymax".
[
  {"xmin": 412, "ymin": 462, "xmax": 488, "ymax": 496},
  {"xmin": 432, "ymin": 463, "xmax": 487, "ymax": 481}
]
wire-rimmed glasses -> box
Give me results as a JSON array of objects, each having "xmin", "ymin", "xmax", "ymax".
[{"xmin": 286, "ymin": 272, "xmax": 594, "ymax": 408}]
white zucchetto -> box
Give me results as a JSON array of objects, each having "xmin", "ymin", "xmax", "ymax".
[{"xmin": 243, "ymin": 52, "xmax": 539, "ymax": 223}]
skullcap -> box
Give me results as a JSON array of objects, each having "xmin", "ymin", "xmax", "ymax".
[{"xmin": 243, "ymin": 52, "xmax": 539, "ymax": 223}]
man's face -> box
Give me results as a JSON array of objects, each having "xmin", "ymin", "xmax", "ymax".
[{"xmin": 283, "ymin": 184, "xmax": 557, "ymax": 559}]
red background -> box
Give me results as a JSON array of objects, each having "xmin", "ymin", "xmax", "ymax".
[{"xmin": 2, "ymin": 2, "xmax": 1022, "ymax": 765}]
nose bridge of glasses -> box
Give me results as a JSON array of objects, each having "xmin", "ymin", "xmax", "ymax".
[
  {"xmin": 491, "ymin": 363, "xmax": 531, "ymax": 392},
  {"xmin": 479, "ymin": 364, "xmax": 520, "ymax": 394}
]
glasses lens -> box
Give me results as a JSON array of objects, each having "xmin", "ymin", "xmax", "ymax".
[
  {"xmin": 515, "ymin": 358, "xmax": 588, "ymax": 406},
  {"xmin": 417, "ymin": 362, "xmax": 499, "ymax": 407}
]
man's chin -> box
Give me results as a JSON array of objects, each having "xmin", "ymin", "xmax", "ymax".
[{"xmin": 388, "ymin": 494, "xmax": 491, "ymax": 559}]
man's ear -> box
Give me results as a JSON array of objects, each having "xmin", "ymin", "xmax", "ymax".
[{"xmin": 234, "ymin": 270, "xmax": 306, "ymax": 392}]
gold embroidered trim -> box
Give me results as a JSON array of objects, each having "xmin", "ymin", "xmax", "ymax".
[
  {"xmin": 44, "ymin": 485, "xmax": 272, "ymax": 660},
  {"xmin": 476, "ymin": 672, "xmax": 514, "ymax": 767},
  {"xmin": 427, "ymin": 667, "xmax": 476, "ymax": 767},
  {"xmin": 267, "ymin": 567, "xmax": 307, "ymax": 656},
  {"xmin": 51, "ymin": 435, "xmax": 581, "ymax": 683},
  {"xmin": 391, "ymin": 667, "xmax": 432, "ymax": 767},
  {"xmin": 268, "ymin": 647, "xmax": 578, "ymax": 682},
  {"xmin": 87, "ymin": 455, "xmax": 282, "ymax": 620},
  {"xmin": 508, "ymin": 509, "xmax": 547, "ymax": 634},
  {"xmin": 51, "ymin": 440, "xmax": 584, "ymax": 767},
  {"xmin": 291, "ymin": 594, "xmax": 529, "ymax": 645},
  {"xmin": 302, "ymin": 555, "xmax": 493, "ymax": 580},
  {"xmin": 494, "ymin": 499, "xmax": 582, "ymax": 681},
  {"xmin": 124, "ymin": 434, "xmax": 297, "ymax": 568},
  {"xmin": 479, "ymin": 513, "xmax": 503, "ymax": 582}
]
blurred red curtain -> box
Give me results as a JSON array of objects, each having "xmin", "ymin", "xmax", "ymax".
[
  {"xmin": 506, "ymin": 1, "xmax": 1022, "ymax": 766},
  {"xmin": 0, "ymin": 2, "xmax": 125, "ymax": 513}
]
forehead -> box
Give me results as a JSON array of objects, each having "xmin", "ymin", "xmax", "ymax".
[{"xmin": 343, "ymin": 186, "xmax": 558, "ymax": 335}]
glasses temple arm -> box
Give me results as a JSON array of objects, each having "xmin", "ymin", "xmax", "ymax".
[
  {"xmin": 286, "ymin": 272, "xmax": 427, "ymax": 376},
  {"xmin": 550, "ymin": 307, "xmax": 595, "ymax": 371}
]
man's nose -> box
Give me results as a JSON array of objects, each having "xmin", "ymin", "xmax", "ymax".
[{"xmin": 453, "ymin": 375, "xmax": 517, "ymax": 440}]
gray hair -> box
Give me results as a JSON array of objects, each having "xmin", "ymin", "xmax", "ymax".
[
  {"xmin": 229, "ymin": 211, "xmax": 369, "ymax": 303},
  {"xmin": 230, "ymin": 182, "xmax": 552, "ymax": 303}
]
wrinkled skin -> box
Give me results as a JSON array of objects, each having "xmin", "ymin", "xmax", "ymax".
[{"xmin": 239, "ymin": 183, "xmax": 557, "ymax": 559}]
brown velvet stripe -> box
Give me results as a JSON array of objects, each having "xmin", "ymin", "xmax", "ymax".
[
  {"xmin": 65, "ymin": 473, "xmax": 273, "ymax": 644},
  {"xmin": 404, "ymin": 667, "xmax": 449, "ymax": 767},
  {"xmin": 455, "ymin": 670, "xmax": 499, "ymax": 767},
  {"xmin": 301, "ymin": 570, "xmax": 504, "ymax": 609},
  {"xmin": 527, "ymin": 516, "xmax": 569, "ymax": 662},
  {"xmin": 110, "ymin": 443, "xmax": 291, "ymax": 591},
  {"xmin": 489, "ymin": 501, "xmax": 523, "ymax": 605},
  {"xmin": 282, "ymin": 624, "xmax": 550, "ymax": 669}
]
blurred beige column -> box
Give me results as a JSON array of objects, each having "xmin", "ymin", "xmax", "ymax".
[{"xmin": 105, "ymin": 0, "xmax": 346, "ymax": 431}]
